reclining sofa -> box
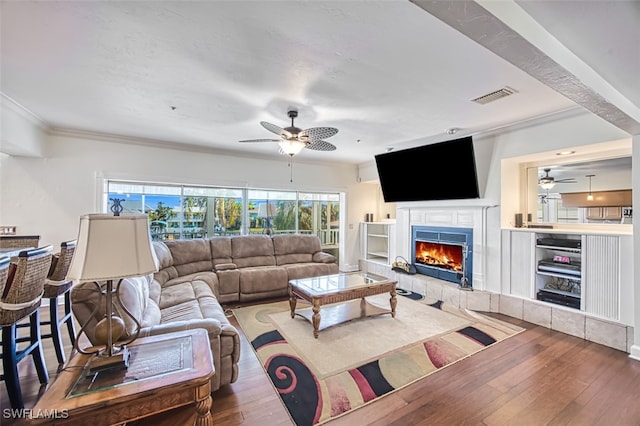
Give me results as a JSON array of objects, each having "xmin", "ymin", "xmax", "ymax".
[{"xmin": 71, "ymin": 233, "xmax": 338, "ymax": 391}]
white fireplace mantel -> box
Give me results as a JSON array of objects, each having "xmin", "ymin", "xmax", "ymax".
[{"xmin": 395, "ymin": 205, "xmax": 497, "ymax": 291}]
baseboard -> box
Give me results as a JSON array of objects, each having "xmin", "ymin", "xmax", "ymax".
[{"xmin": 629, "ymin": 345, "xmax": 640, "ymax": 361}]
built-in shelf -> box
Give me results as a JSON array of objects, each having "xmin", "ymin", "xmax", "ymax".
[
  {"xmin": 361, "ymin": 222, "xmax": 395, "ymax": 266},
  {"xmin": 503, "ymin": 228, "xmax": 630, "ymax": 325},
  {"xmin": 535, "ymin": 233, "xmax": 582, "ymax": 310},
  {"xmin": 536, "ymin": 244, "xmax": 581, "ymax": 253}
]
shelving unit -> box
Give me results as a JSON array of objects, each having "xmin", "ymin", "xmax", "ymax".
[
  {"xmin": 361, "ymin": 222, "xmax": 395, "ymax": 265},
  {"xmin": 502, "ymin": 228, "xmax": 630, "ymax": 324},
  {"xmin": 534, "ymin": 233, "xmax": 583, "ymax": 310}
]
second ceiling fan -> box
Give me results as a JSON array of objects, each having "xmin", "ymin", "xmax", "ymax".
[{"xmin": 538, "ymin": 168, "xmax": 577, "ymax": 189}]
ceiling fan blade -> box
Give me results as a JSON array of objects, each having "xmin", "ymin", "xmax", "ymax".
[
  {"xmin": 306, "ymin": 140, "xmax": 337, "ymax": 151},
  {"xmin": 555, "ymin": 178, "xmax": 577, "ymax": 183},
  {"xmin": 260, "ymin": 121, "xmax": 284, "ymax": 136},
  {"xmin": 238, "ymin": 138, "xmax": 281, "ymax": 143},
  {"xmin": 300, "ymin": 127, "xmax": 338, "ymax": 141}
]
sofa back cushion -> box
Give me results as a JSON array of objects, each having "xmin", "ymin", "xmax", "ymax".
[
  {"xmin": 164, "ymin": 239, "xmax": 213, "ymax": 277},
  {"xmin": 231, "ymin": 235, "xmax": 276, "ymax": 268},
  {"xmin": 152, "ymin": 242, "xmax": 177, "ymax": 285},
  {"xmin": 272, "ymin": 234, "xmax": 321, "ymax": 265},
  {"xmin": 118, "ymin": 274, "xmax": 161, "ymax": 330},
  {"xmin": 210, "ymin": 237, "xmax": 233, "ymax": 266}
]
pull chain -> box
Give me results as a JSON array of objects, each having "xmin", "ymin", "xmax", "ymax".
[{"xmin": 288, "ymin": 156, "xmax": 294, "ymax": 182}]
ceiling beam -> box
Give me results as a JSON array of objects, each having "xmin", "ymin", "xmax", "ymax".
[{"xmin": 410, "ymin": 0, "xmax": 640, "ymax": 135}]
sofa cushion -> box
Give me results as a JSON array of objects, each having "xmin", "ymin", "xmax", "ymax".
[
  {"xmin": 272, "ymin": 234, "xmax": 337, "ymax": 265},
  {"xmin": 215, "ymin": 269, "xmax": 240, "ymax": 303},
  {"xmin": 159, "ymin": 279, "xmax": 216, "ymax": 310},
  {"xmin": 282, "ymin": 262, "xmax": 339, "ymax": 281},
  {"xmin": 152, "ymin": 242, "xmax": 178, "ymax": 286},
  {"xmin": 164, "ymin": 239, "xmax": 213, "ymax": 277},
  {"xmin": 272, "ymin": 233, "xmax": 320, "ymax": 254},
  {"xmin": 210, "ymin": 237, "xmax": 233, "ymax": 266},
  {"xmin": 163, "ymin": 271, "xmax": 218, "ymax": 295},
  {"xmin": 231, "ymin": 235, "xmax": 276, "ymax": 268},
  {"xmin": 116, "ymin": 275, "xmax": 157, "ymax": 333},
  {"xmin": 238, "ymin": 265, "xmax": 287, "ymax": 295}
]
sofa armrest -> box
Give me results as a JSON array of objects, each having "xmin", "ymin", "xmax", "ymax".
[
  {"xmin": 215, "ymin": 263, "xmax": 237, "ymax": 271},
  {"xmin": 313, "ymin": 251, "xmax": 336, "ymax": 264},
  {"xmin": 138, "ymin": 318, "xmax": 223, "ymax": 339}
]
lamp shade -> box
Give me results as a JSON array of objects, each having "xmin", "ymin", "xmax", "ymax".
[
  {"xmin": 278, "ymin": 139, "xmax": 306, "ymax": 156},
  {"xmin": 67, "ymin": 214, "xmax": 158, "ymax": 282},
  {"xmin": 258, "ymin": 203, "xmax": 277, "ymax": 218}
]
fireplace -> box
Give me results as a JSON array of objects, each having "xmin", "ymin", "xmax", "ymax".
[{"xmin": 411, "ymin": 226, "xmax": 473, "ymax": 288}]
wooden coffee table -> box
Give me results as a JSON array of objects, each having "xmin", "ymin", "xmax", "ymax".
[
  {"xmin": 289, "ymin": 272, "xmax": 397, "ymax": 338},
  {"xmin": 28, "ymin": 329, "xmax": 214, "ymax": 426}
]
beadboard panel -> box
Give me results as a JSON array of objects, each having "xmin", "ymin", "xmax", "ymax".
[{"xmin": 584, "ymin": 234, "xmax": 620, "ymax": 320}]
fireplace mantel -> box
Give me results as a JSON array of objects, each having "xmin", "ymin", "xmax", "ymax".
[{"xmin": 395, "ymin": 205, "xmax": 494, "ymax": 291}]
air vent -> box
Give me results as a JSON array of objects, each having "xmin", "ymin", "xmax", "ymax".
[{"xmin": 471, "ymin": 87, "xmax": 517, "ymax": 105}]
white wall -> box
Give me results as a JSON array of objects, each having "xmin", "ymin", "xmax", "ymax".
[
  {"xmin": 0, "ymin": 95, "xmax": 46, "ymax": 157},
  {"xmin": 0, "ymin": 122, "xmax": 379, "ymax": 268}
]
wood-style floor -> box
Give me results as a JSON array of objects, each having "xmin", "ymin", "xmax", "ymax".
[{"xmin": 3, "ymin": 304, "xmax": 640, "ymax": 425}]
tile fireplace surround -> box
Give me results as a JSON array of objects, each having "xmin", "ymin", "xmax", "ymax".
[{"xmin": 359, "ymin": 206, "xmax": 634, "ymax": 354}]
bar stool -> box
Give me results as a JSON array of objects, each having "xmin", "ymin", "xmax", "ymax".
[
  {"xmin": 0, "ymin": 246, "xmax": 53, "ymax": 409},
  {"xmin": 41, "ymin": 240, "xmax": 76, "ymax": 365}
]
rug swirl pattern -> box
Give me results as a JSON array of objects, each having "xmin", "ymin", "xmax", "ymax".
[{"xmin": 233, "ymin": 291, "xmax": 524, "ymax": 425}]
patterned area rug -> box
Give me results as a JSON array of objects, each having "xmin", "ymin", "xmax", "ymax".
[{"xmin": 233, "ymin": 293, "xmax": 524, "ymax": 425}]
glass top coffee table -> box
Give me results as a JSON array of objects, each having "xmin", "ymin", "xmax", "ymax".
[{"xmin": 288, "ymin": 272, "xmax": 397, "ymax": 338}]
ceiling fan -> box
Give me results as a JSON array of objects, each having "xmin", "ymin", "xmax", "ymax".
[
  {"xmin": 538, "ymin": 168, "xmax": 577, "ymax": 189},
  {"xmin": 239, "ymin": 109, "xmax": 338, "ymax": 157}
]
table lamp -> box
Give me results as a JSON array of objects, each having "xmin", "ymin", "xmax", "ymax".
[
  {"xmin": 258, "ymin": 203, "xmax": 277, "ymax": 235},
  {"xmin": 67, "ymin": 213, "xmax": 158, "ymax": 373}
]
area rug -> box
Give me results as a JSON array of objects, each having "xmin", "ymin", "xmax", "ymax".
[{"xmin": 233, "ymin": 293, "xmax": 524, "ymax": 425}]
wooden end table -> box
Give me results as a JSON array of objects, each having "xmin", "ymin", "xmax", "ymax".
[
  {"xmin": 28, "ymin": 329, "xmax": 214, "ymax": 426},
  {"xmin": 289, "ymin": 272, "xmax": 397, "ymax": 338}
]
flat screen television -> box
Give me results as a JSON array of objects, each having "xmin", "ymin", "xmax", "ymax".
[{"xmin": 374, "ymin": 136, "xmax": 480, "ymax": 202}]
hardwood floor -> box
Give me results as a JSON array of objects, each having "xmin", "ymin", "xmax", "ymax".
[{"xmin": 3, "ymin": 305, "xmax": 640, "ymax": 425}]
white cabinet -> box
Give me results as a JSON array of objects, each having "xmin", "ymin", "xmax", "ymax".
[
  {"xmin": 583, "ymin": 234, "xmax": 620, "ymax": 320},
  {"xmin": 361, "ymin": 222, "xmax": 396, "ymax": 265},
  {"xmin": 502, "ymin": 229, "xmax": 626, "ymax": 322},
  {"xmin": 500, "ymin": 230, "xmax": 535, "ymax": 298}
]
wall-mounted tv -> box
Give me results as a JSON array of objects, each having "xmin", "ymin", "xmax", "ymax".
[{"xmin": 374, "ymin": 136, "xmax": 480, "ymax": 202}]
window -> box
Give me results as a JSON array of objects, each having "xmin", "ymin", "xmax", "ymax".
[
  {"xmin": 247, "ymin": 190, "xmax": 297, "ymax": 235},
  {"xmin": 105, "ymin": 180, "xmax": 341, "ymax": 258}
]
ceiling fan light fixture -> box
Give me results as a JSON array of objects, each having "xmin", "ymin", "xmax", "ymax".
[
  {"xmin": 278, "ymin": 139, "xmax": 306, "ymax": 156},
  {"xmin": 539, "ymin": 179, "xmax": 555, "ymax": 190}
]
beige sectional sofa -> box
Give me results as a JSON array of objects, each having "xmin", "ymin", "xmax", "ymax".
[{"xmin": 71, "ymin": 233, "xmax": 338, "ymax": 392}]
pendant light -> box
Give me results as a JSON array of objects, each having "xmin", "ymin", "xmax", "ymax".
[{"xmin": 586, "ymin": 174, "xmax": 595, "ymax": 201}]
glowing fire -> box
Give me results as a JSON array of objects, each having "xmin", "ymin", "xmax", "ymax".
[{"xmin": 414, "ymin": 241, "xmax": 463, "ymax": 272}]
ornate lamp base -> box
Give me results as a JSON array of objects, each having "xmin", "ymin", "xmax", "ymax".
[{"xmin": 87, "ymin": 346, "xmax": 130, "ymax": 374}]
